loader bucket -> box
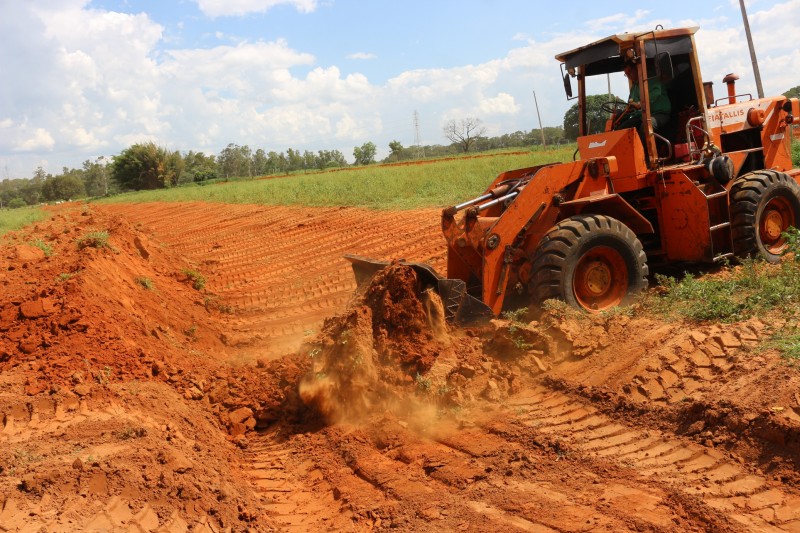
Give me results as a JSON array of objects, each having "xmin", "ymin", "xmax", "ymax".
[{"xmin": 344, "ymin": 254, "xmax": 493, "ymax": 325}]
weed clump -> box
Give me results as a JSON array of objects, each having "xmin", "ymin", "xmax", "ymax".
[
  {"xmin": 135, "ymin": 276, "xmax": 155, "ymax": 290},
  {"xmin": 501, "ymin": 307, "xmax": 534, "ymax": 350},
  {"xmin": 640, "ymin": 226, "xmax": 800, "ymax": 366},
  {"xmin": 30, "ymin": 238, "xmax": 53, "ymax": 257},
  {"xmin": 76, "ymin": 231, "xmax": 109, "ymax": 250},
  {"xmin": 182, "ymin": 268, "xmax": 206, "ymax": 290},
  {"xmin": 764, "ymin": 325, "xmax": 800, "ymax": 365}
]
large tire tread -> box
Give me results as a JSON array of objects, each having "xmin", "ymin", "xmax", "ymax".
[
  {"xmin": 730, "ymin": 170, "xmax": 800, "ymax": 262},
  {"xmin": 530, "ymin": 214, "xmax": 648, "ymax": 311}
]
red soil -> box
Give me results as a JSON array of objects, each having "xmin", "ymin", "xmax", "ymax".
[{"xmin": 1, "ymin": 201, "xmax": 799, "ymax": 532}]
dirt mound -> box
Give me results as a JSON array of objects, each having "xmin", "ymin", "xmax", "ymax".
[
  {"xmin": 0, "ymin": 206, "xmax": 277, "ymax": 530},
  {"xmin": 0, "ymin": 206, "xmax": 232, "ymax": 392}
]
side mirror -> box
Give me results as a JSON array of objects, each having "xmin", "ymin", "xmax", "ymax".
[
  {"xmin": 655, "ymin": 52, "xmax": 673, "ymax": 82},
  {"xmin": 563, "ymin": 73, "xmax": 573, "ymax": 99}
]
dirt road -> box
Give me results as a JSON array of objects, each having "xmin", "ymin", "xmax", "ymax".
[{"xmin": 1, "ymin": 201, "xmax": 800, "ymax": 532}]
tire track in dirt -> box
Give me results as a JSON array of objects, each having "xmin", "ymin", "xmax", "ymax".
[
  {"xmin": 1, "ymin": 393, "xmax": 130, "ymax": 444},
  {"xmin": 494, "ymin": 384, "xmax": 800, "ymax": 531},
  {"xmin": 243, "ymin": 431, "xmax": 356, "ymax": 531},
  {"xmin": 243, "ymin": 416, "xmax": 722, "ymax": 531},
  {"xmin": 102, "ymin": 203, "xmax": 444, "ymax": 355},
  {"xmin": 0, "ymin": 389, "xmax": 223, "ymax": 532}
]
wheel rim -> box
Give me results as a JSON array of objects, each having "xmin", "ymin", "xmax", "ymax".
[
  {"xmin": 573, "ymin": 246, "xmax": 629, "ymax": 311},
  {"xmin": 759, "ymin": 196, "xmax": 795, "ymax": 254}
]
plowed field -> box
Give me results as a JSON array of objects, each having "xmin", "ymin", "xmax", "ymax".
[{"xmin": 2, "ymin": 201, "xmax": 800, "ymax": 532}]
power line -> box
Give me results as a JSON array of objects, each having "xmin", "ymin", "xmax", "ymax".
[{"xmin": 413, "ymin": 110, "xmax": 424, "ymax": 158}]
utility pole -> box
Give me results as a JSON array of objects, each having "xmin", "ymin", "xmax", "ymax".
[
  {"xmin": 413, "ymin": 110, "xmax": 424, "ymax": 159},
  {"xmin": 739, "ymin": 0, "xmax": 764, "ymax": 98},
  {"xmin": 533, "ymin": 90, "xmax": 546, "ymax": 148}
]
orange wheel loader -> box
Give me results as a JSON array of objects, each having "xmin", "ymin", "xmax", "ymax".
[{"xmin": 348, "ymin": 27, "xmax": 800, "ymax": 322}]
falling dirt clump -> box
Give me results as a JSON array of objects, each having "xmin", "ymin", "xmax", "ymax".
[
  {"xmin": 364, "ymin": 263, "xmax": 448, "ymax": 372},
  {"xmin": 300, "ymin": 264, "xmax": 451, "ymax": 423}
]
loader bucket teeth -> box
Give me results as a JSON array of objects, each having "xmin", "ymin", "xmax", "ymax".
[{"xmin": 437, "ymin": 278, "xmax": 494, "ymax": 325}]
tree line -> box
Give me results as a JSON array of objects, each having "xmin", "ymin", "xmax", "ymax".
[
  {"xmin": 5, "ymin": 82, "xmax": 799, "ymax": 208},
  {"xmin": 1, "ymin": 125, "xmax": 567, "ymax": 207}
]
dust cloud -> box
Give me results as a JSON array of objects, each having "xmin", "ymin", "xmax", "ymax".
[{"xmin": 299, "ymin": 264, "xmax": 452, "ymax": 427}]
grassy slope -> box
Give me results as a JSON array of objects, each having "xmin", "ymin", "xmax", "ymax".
[
  {"xmin": 100, "ymin": 147, "xmax": 576, "ymax": 210},
  {"xmin": 0, "ymin": 207, "xmax": 48, "ymax": 238}
]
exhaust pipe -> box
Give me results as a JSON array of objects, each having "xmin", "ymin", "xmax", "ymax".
[{"xmin": 722, "ymin": 73, "xmax": 739, "ymax": 104}]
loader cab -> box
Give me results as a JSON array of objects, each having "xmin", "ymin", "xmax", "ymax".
[{"xmin": 558, "ymin": 27, "xmax": 708, "ymax": 170}]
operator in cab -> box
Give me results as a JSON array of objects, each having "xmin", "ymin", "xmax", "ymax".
[{"xmin": 615, "ymin": 58, "xmax": 671, "ymax": 131}]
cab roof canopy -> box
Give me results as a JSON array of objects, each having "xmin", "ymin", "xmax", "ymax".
[{"xmin": 555, "ymin": 27, "xmax": 698, "ymax": 76}]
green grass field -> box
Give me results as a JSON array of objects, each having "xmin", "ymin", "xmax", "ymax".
[
  {"xmin": 0, "ymin": 207, "xmax": 48, "ymax": 237},
  {"xmin": 100, "ymin": 147, "xmax": 575, "ymax": 210}
]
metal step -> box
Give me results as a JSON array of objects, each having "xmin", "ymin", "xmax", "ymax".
[
  {"xmin": 709, "ymin": 222, "xmax": 731, "ymax": 232},
  {"xmin": 704, "ymin": 190, "xmax": 728, "ymax": 200},
  {"xmin": 713, "ymin": 252, "xmax": 735, "ymax": 262}
]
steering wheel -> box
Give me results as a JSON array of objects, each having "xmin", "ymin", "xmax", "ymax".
[
  {"xmin": 603, "ymin": 98, "xmax": 638, "ymax": 131},
  {"xmin": 601, "ymin": 98, "xmax": 629, "ymax": 115}
]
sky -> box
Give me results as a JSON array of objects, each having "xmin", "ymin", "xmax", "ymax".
[{"xmin": 2, "ymin": 0, "xmax": 798, "ymax": 178}]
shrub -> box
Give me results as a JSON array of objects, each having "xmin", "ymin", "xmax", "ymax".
[{"xmin": 7, "ymin": 198, "xmax": 27, "ymax": 209}]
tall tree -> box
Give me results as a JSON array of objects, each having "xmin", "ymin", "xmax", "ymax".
[
  {"xmin": 251, "ymin": 149, "xmax": 268, "ymax": 177},
  {"xmin": 563, "ymin": 94, "xmax": 620, "ymax": 140},
  {"xmin": 218, "ymin": 144, "xmax": 252, "ymax": 179},
  {"xmin": 784, "ymin": 86, "xmax": 800, "ymax": 99},
  {"xmin": 387, "ymin": 140, "xmax": 404, "ymax": 162},
  {"xmin": 284, "ymin": 148, "xmax": 302, "ymax": 171},
  {"xmin": 112, "ymin": 142, "xmax": 184, "ymax": 190},
  {"xmin": 82, "ymin": 157, "xmax": 111, "ymax": 197},
  {"xmin": 442, "ymin": 118, "xmax": 487, "ymax": 153},
  {"xmin": 266, "ymin": 151, "xmax": 285, "ymax": 174},
  {"xmin": 303, "ymin": 150, "xmax": 316, "ymax": 171},
  {"xmin": 183, "ymin": 151, "xmax": 217, "ymax": 183},
  {"xmin": 41, "ymin": 173, "xmax": 86, "ymax": 201},
  {"xmin": 353, "ymin": 141, "xmax": 377, "ymax": 165},
  {"xmin": 32, "ymin": 166, "xmax": 48, "ymax": 185}
]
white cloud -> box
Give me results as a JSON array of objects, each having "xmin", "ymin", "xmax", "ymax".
[
  {"xmin": 16, "ymin": 129, "xmax": 56, "ymax": 152},
  {"xmin": 347, "ymin": 52, "xmax": 377, "ymax": 60},
  {"xmin": 478, "ymin": 93, "xmax": 519, "ymax": 115},
  {"xmin": 2, "ymin": 1, "xmax": 798, "ymax": 176},
  {"xmin": 586, "ymin": 10, "xmax": 650, "ymax": 31},
  {"xmin": 195, "ymin": 0, "xmax": 317, "ymax": 18}
]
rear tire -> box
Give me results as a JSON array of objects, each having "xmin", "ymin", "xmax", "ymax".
[
  {"xmin": 530, "ymin": 215, "xmax": 648, "ymax": 312},
  {"xmin": 730, "ymin": 170, "xmax": 800, "ymax": 263}
]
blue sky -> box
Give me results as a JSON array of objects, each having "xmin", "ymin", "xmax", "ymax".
[{"xmin": 1, "ymin": 0, "xmax": 798, "ymax": 177}]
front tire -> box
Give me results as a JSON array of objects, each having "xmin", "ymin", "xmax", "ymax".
[
  {"xmin": 730, "ymin": 170, "xmax": 800, "ymax": 263},
  {"xmin": 530, "ymin": 215, "xmax": 648, "ymax": 312}
]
